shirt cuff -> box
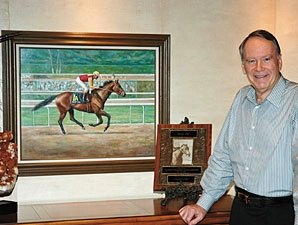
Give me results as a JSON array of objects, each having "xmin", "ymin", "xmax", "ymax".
[{"xmin": 196, "ymin": 193, "xmax": 216, "ymax": 211}]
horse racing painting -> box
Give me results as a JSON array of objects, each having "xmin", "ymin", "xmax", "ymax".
[{"xmin": 1, "ymin": 31, "xmax": 170, "ymax": 175}]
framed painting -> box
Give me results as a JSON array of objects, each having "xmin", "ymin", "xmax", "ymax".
[
  {"xmin": 154, "ymin": 124, "xmax": 211, "ymax": 191},
  {"xmin": 1, "ymin": 30, "xmax": 170, "ymax": 176}
]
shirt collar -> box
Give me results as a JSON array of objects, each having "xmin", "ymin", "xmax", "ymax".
[{"xmin": 246, "ymin": 74, "xmax": 286, "ymax": 107}]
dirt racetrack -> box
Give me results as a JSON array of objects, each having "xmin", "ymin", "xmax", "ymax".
[{"xmin": 21, "ymin": 124, "xmax": 155, "ymax": 161}]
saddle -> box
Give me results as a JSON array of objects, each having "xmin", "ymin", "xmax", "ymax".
[{"xmin": 72, "ymin": 92, "xmax": 91, "ymax": 103}]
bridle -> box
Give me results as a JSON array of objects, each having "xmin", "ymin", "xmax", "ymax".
[{"xmin": 93, "ymin": 81, "xmax": 124, "ymax": 95}]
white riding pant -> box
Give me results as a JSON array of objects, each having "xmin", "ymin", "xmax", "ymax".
[{"xmin": 76, "ymin": 77, "xmax": 88, "ymax": 93}]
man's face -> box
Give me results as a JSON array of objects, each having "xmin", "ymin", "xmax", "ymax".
[{"xmin": 241, "ymin": 37, "xmax": 282, "ymax": 102}]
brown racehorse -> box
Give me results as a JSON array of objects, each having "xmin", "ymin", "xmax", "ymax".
[{"xmin": 32, "ymin": 79, "xmax": 126, "ymax": 134}]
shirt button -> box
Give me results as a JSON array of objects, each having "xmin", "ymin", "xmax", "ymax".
[
  {"xmin": 249, "ymin": 146, "xmax": 253, "ymax": 150},
  {"xmin": 245, "ymin": 167, "xmax": 249, "ymax": 171},
  {"xmin": 251, "ymin": 126, "xmax": 255, "ymax": 129}
]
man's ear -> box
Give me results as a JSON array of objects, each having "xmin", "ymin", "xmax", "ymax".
[
  {"xmin": 241, "ymin": 64, "xmax": 246, "ymax": 75},
  {"xmin": 278, "ymin": 55, "xmax": 282, "ymax": 71}
]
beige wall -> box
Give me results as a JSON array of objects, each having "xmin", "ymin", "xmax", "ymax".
[
  {"xmin": 276, "ymin": 1, "xmax": 298, "ymax": 81},
  {"xmin": 0, "ymin": 0, "xmax": 297, "ymax": 204}
]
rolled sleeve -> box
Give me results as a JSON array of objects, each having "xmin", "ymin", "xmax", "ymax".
[{"xmin": 196, "ymin": 192, "xmax": 217, "ymax": 211}]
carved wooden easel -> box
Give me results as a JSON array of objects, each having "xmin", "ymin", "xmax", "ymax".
[{"xmin": 161, "ymin": 182, "xmax": 201, "ymax": 206}]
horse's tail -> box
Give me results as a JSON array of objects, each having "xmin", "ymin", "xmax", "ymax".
[{"xmin": 32, "ymin": 95, "xmax": 57, "ymax": 111}]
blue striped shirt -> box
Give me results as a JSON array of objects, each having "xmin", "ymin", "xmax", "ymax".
[{"xmin": 197, "ymin": 75, "xmax": 298, "ymax": 222}]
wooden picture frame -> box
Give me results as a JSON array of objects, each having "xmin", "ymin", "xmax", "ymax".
[
  {"xmin": 1, "ymin": 30, "xmax": 170, "ymax": 176},
  {"xmin": 154, "ymin": 124, "xmax": 211, "ymax": 191}
]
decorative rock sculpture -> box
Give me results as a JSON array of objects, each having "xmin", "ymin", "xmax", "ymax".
[{"xmin": 0, "ymin": 131, "xmax": 18, "ymax": 197}]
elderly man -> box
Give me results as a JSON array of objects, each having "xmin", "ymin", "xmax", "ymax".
[{"xmin": 179, "ymin": 29, "xmax": 298, "ymax": 225}]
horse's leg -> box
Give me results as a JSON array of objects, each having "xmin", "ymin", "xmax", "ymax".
[
  {"xmin": 89, "ymin": 115, "xmax": 103, "ymax": 127},
  {"xmin": 68, "ymin": 108, "xmax": 85, "ymax": 130},
  {"xmin": 58, "ymin": 112, "xmax": 67, "ymax": 135},
  {"xmin": 102, "ymin": 112, "xmax": 111, "ymax": 132},
  {"xmin": 89, "ymin": 111, "xmax": 111, "ymax": 132},
  {"xmin": 88, "ymin": 103, "xmax": 111, "ymax": 131}
]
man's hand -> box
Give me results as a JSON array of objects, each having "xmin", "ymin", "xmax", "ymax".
[{"xmin": 179, "ymin": 204, "xmax": 207, "ymax": 225}]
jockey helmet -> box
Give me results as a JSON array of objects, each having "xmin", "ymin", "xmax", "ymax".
[{"xmin": 93, "ymin": 71, "xmax": 100, "ymax": 76}]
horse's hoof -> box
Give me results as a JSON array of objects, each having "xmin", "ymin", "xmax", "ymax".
[
  {"xmin": 82, "ymin": 127, "xmax": 86, "ymax": 130},
  {"xmin": 60, "ymin": 128, "xmax": 66, "ymax": 134}
]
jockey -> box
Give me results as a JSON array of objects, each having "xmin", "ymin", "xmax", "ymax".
[{"xmin": 76, "ymin": 71, "xmax": 100, "ymax": 102}]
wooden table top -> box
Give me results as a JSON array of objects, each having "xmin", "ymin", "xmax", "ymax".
[{"xmin": 17, "ymin": 195, "xmax": 233, "ymax": 224}]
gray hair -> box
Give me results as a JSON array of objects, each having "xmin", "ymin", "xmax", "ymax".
[{"xmin": 239, "ymin": 30, "xmax": 281, "ymax": 61}]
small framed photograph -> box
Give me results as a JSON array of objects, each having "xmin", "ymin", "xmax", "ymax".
[{"xmin": 154, "ymin": 124, "xmax": 211, "ymax": 191}]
